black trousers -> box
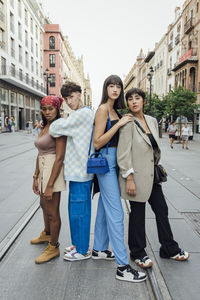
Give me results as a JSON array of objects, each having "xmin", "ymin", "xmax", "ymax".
[{"xmin": 128, "ymin": 183, "xmax": 181, "ymax": 259}]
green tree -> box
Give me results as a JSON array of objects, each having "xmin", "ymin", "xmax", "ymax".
[
  {"xmin": 165, "ymin": 86, "xmax": 197, "ymax": 141},
  {"xmin": 165, "ymin": 86, "xmax": 197, "ymax": 120},
  {"xmin": 144, "ymin": 93, "xmax": 167, "ymax": 121}
]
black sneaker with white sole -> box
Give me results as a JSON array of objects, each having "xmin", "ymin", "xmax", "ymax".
[
  {"xmin": 116, "ymin": 264, "xmax": 147, "ymax": 283},
  {"xmin": 92, "ymin": 249, "xmax": 115, "ymax": 260}
]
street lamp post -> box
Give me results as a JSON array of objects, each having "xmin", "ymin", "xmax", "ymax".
[
  {"xmin": 43, "ymin": 68, "xmax": 51, "ymax": 95},
  {"xmin": 147, "ymin": 66, "xmax": 154, "ymax": 115}
]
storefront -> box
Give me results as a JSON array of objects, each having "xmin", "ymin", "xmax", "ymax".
[{"xmin": 0, "ymin": 82, "xmax": 43, "ymax": 133}]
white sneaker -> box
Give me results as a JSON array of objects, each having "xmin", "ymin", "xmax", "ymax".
[
  {"xmin": 170, "ymin": 250, "xmax": 190, "ymax": 261},
  {"xmin": 64, "ymin": 245, "xmax": 91, "ymax": 254},
  {"xmin": 116, "ymin": 264, "xmax": 147, "ymax": 283},
  {"xmin": 135, "ymin": 256, "xmax": 153, "ymax": 268},
  {"xmin": 64, "ymin": 245, "xmax": 76, "ymax": 253},
  {"xmin": 63, "ymin": 249, "xmax": 91, "ymax": 262},
  {"xmin": 92, "ymin": 249, "xmax": 115, "ymax": 260}
]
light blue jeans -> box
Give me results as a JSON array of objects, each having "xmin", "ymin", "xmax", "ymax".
[
  {"xmin": 93, "ymin": 147, "xmax": 128, "ymax": 265},
  {"xmin": 68, "ymin": 180, "xmax": 92, "ymax": 255}
]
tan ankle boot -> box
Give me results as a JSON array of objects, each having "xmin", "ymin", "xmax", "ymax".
[
  {"xmin": 30, "ymin": 230, "xmax": 51, "ymax": 244},
  {"xmin": 35, "ymin": 243, "xmax": 60, "ymax": 264}
]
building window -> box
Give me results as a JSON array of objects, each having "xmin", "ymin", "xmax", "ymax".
[
  {"xmin": 31, "ymin": 37, "xmax": 33, "ymax": 53},
  {"xmin": 26, "ymin": 73, "xmax": 29, "ymax": 84},
  {"xmin": 50, "ymin": 74, "xmax": 55, "ymax": 87},
  {"xmin": 1, "ymin": 56, "xmax": 6, "ymax": 75},
  {"xmin": 18, "ymin": 22, "xmax": 22, "ymax": 41},
  {"xmin": 10, "ymin": 12, "xmax": 14, "ymax": 33},
  {"xmin": 30, "ymin": 17, "xmax": 33, "ymax": 33},
  {"xmin": 35, "ymin": 25, "xmax": 38, "ymax": 39},
  {"xmin": 177, "ymin": 23, "xmax": 181, "ymax": 32},
  {"xmin": 11, "ymin": 91, "xmax": 17, "ymax": 104},
  {"xmin": 19, "ymin": 45, "xmax": 22, "ymax": 63},
  {"xmin": 25, "ymin": 30, "xmax": 28, "ymax": 47},
  {"xmin": 35, "ymin": 43, "xmax": 38, "ymax": 57},
  {"xmin": 11, "ymin": 63, "xmax": 15, "ymax": 77},
  {"xmin": 31, "ymin": 77, "xmax": 34, "ymax": 87},
  {"xmin": 25, "ymin": 51, "xmax": 28, "ymax": 68},
  {"xmin": 0, "ymin": 27, "xmax": 5, "ymax": 49},
  {"xmin": 25, "ymin": 95, "xmax": 30, "ymax": 106},
  {"xmin": 31, "ymin": 57, "xmax": 34, "ymax": 72},
  {"xmin": 36, "ymin": 61, "xmax": 38, "ymax": 76},
  {"xmin": 11, "ymin": 38, "xmax": 15, "ymax": 57},
  {"xmin": 10, "ymin": 0, "xmax": 14, "ymax": 8},
  {"xmin": 18, "ymin": 0, "xmax": 21, "ymax": 17},
  {"xmin": 49, "ymin": 36, "xmax": 55, "ymax": 49},
  {"xmin": 24, "ymin": 8, "xmax": 28, "ymax": 26},
  {"xmin": 197, "ymin": 2, "xmax": 199, "ymax": 13},
  {"xmin": 19, "ymin": 68, "xmax": 23, "ymax": 81},
  {"xmin": 49, "ymin": 54, "xmax": 55, "ymax": 67},
  {"xmin": 0, "ymin": 1, "xmax": 5, "ymax": 23}
]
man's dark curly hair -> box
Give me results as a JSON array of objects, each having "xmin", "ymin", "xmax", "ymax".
[{"xmin": 61, "ymin": 81, "xmax": 82, "ymax": 98}]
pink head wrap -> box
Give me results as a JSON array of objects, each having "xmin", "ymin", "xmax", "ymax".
[{"xmin": 41, "ymin": 96, "xmax": 63, "ymax": 109}]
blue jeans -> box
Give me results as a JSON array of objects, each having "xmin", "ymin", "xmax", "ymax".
[
  {"xmin": 68, "ymin": 180, "xmax": 92, "ymax": 255},
  {"xmin": 93, "ymin": 147, "xmax": 128, "ymax": 265}
]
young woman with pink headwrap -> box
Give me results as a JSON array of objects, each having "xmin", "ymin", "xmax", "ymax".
[{"xmin": 31, "ymin": 95, "xmax": 66, "ymax": 264}]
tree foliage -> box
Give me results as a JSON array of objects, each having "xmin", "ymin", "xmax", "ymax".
[
  {"xmin": 119, "ymin": 86, "xmax": 197, "ymax": 121},
  {"xmin": 164, "ymin": 86, "xmax": 197, "ymax": 120}
]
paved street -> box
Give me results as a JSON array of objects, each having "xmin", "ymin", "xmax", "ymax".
[
  {"xmin": 0, "ymin": 131, "xmax": 200, "ymax": 299},
  {"xmin": 0, "ymin": 132, "xmax": 38, "ymax": 243}
]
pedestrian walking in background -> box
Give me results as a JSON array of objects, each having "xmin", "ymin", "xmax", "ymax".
[
  {"xmin": 167, "ymin": 121, "xmax": 177, "ymax": 148},
  {"xmin": 182, "ymin": 123, "xmax": 190, "ymax": 149},
  {"xmin": 31, "ymin": 95, "xmax": 66, "ymax": 264},
  {"xmin": 165, "ymin": 120, "xmax": 169, "ymax": 133},
  {"xmin": 50, "ymin": 81, "xmax": 94, "ymax": 262},
  {"xmin": 33, "ymin": 119, "xmax": 40, "ymax": 136},
  {"xmin": 117, "ymin": 88, "xmax": 189, "ymax": 269},
  {"xmin": 8, "ymin": 117, "xmax": 12, "ymax": 132},
  {"xmin": 11, "ymin": 116, "xmax": 15, "ymax": 133},
  {"xmin": 92, "ymin": 75, "xmax": 146, "ymax": 283}
]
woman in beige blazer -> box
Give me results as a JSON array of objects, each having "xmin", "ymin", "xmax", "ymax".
[{"xmin": 117, "ymin": 88, "xmax": 189, "ymax": 269}]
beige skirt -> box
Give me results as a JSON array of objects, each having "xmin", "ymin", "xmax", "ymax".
[{"xmin": 38, "ymin": 154, "xmax": 66, "ymax": 193}]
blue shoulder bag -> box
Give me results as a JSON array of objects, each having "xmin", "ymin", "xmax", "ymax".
[{"xmin": 87, "ymin": 113, "xmax": 111, "ymax": 174}]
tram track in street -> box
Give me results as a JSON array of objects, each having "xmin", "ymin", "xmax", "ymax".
[
  {"xmin": 0, "ymin": 146, "xmax": 35, "ymax": 163},
  {"xmin": 0, "ymin": 196, "xmax": 169, "ymax": 300},
  {"xmin": 0, "ymin": 197, "xmax": 40, "ymax": 262}
]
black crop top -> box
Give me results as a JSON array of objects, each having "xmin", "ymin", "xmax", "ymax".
[{"xmin": 101, "ymin": 111, "xmax": 122, "ymax": 148}]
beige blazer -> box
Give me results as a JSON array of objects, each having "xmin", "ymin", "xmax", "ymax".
[{"xmin": 117, "ymin": 114, "xmax": 161, "ymax": 203}]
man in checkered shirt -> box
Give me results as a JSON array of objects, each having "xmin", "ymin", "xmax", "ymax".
[{"xmin": 50, "ymin": 81, "xmax": 94, "ymax": 261}]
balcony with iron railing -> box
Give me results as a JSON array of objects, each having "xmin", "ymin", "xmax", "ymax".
[
  {"xmin": 175, "ymin": 33, "xmax": 180, "ymax": 45},
  {"xmin": 184, "ymin": 18, "xmax": 194, "ymax": 34},
  {"xmin": 0, "ymin": 65, "xmax": 46, "ymax": 96},
  {"xmin": 172, "ymin": 48, "xmax": 198, "ymax": 71},
  {"xmin": 168, "ymin": 42, "xmax": 173, "ymax": 52}
]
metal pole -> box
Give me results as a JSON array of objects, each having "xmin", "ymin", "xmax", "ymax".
[
  {"xmin": 46, "ymin": 76, "xmax": 49, "ymax": 95},
  {"xmin": 149, "ymin": 77, "xmax": 152, "ymax": 115}
]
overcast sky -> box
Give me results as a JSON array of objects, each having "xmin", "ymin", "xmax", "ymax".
[{"xmin": 43, "ymin": 0, "xmax": 184, "ymax": 108}]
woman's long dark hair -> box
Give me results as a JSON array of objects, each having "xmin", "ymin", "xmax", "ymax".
[
  {"xmin": 99, "ymin": 75, "xmax": 125, "ymax": 109},
  {"xmin": 41, "ymin": 108, "xmax": 61, "ymax": 128}
]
